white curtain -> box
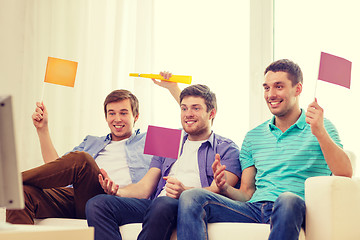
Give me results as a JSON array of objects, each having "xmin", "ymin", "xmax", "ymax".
[
  {"xmin": 5, "ymin": 0, "xmax": 154, "ymax": 170},
  {"xmin": 1, "ymin": 0, "xmax": 253, "ymax": 171}
]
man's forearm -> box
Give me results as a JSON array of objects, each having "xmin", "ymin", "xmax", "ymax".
[
  {"xmin": 317, "ymin": 131, "xmax": 352, "ymax": 177},
  {"xmin": 116, "ymin": 183, "xmax": 153, "ymax": 199},
  {"xmin": 168, "ymin": 85, "xmax": 181, "ymax": 105},
  {"xmin": 37, "ymin": 127, "xmax": 59, "ymax": 163}
]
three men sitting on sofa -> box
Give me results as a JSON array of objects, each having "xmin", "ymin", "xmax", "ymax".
[
  {"xmin": 8, "ymin": 60, "xmax": 352, "ymax": 240},
  {"xmin": 87, "ymin": 59, "xmax": 352, "ymax": 240}
]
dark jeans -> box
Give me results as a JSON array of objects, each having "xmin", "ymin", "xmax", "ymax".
[
  {"xmin": 138, "ymin": 196, "xmax": 178, "ymax": 240},
  {"xmin": 86, "ymin": 195, "xmax": 178, "ymax": 240},
  {"xmin": 6, "ymin": 151, "xmax": 105, "ymax": 224}
]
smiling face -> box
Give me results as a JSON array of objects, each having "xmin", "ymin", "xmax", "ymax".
[
  {"xmin": 105, "ymin": 99, "xmax": 138, "ymax": 141},
  {"xmin": 180, "ymin": 96, "xmax": 215, "ymax": 141},
  {"xmin": 263, "ymin": 71, "xmax": 302, "ymax": 119}
]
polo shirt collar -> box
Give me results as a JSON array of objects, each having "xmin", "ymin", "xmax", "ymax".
[
  {"xmin": 269, "ymin": 109, "xmax": 306, "ymax": 131},
  {"xmin": 295, "ymin": 110, "xmax": 306, "ymax": 129}
]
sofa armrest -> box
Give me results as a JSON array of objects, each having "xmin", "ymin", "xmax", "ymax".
[{"xmin": 305, "ymin": 176, "xmax": 360, "ymax": 240}]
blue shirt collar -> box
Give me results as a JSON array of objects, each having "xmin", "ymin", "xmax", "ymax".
[
  {"xmin": 180, "ymin": 131, "xmax": 215, "ymax": 152},
  {"xmin": 105, "ymin": 129, "xmax": 141, "ymax": 142}
]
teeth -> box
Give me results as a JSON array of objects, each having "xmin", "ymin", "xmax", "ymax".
[
  {"xmin": 270, "ymin": 102, "xmax": 280, "ymax": 105},
  {"xmin": 114, "ymin": 125, "xmax": 123, "ymax": 129}
]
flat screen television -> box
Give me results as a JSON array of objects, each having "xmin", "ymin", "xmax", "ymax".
[{"xmin": 0, "ymin": 95, "xmax": 24, "ymax": 211}]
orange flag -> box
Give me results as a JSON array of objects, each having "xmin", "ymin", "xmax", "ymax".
[{"xmin": 44, "ymin": 57, "xmax": 78, "ymax": 87}]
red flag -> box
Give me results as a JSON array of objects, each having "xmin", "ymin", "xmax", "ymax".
[
  {"xmin": 144, "ymin": 125, "xmax": 182, "ymax": 159},
  {"xmin": 318, "ymin": 52, "xmax": 351, "ymax": 89}
]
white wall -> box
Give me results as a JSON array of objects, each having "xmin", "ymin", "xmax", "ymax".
[
  {"xmin": 1, "ymin": 1, "xmax": 150, "ymax": 170},
  {"xmin": 150, "ymin": 0, "xmax": 250, "ymax": 147},
  {"xmin": 274, "ymin": 0, "xmax": 360, "ymax": 175}
]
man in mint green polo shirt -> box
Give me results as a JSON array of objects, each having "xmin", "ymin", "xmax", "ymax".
[{"xmin": 177, "ymin": 59, "xmax": 353, "ymax": 240}]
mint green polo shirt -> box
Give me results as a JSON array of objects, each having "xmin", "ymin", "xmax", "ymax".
[{"xmin": 240, "ymin": 110, "xmax": 342, "ymax": 202}]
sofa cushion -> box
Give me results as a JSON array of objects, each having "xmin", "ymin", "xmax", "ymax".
[
  {"xmin": 34, "ymin": 218, "xmax": 305, "ymax": 240},
  {"xmin": 35, "ymin": 218, "xmax": 141, "ymax": 240}
]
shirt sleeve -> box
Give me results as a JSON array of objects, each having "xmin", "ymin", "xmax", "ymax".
[
  {"xmin": 239, "ymin": 133, "xmax": 255, "ymax": 170},
  {"xmin": 149, "ymin": 155, "xmax": 164, "ymax": 170},
  {"xmin": 324, "ymin": 118, "xmax": 343, "ymax": 148},
  {"xmin": 217, "ymin": 141, "xmax": 241, "ymax": 178}
]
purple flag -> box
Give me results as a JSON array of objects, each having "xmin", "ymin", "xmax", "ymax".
[
  {"xmin": 144, "ymin": 125, "xmax": 182, "ymax": 159},
  {"xmin": 318, "ymin": 52, "xmax": 352, "ymax": 89}
]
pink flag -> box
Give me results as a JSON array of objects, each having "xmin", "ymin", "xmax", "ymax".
[
  {"xmin": 144, "ymin": 125, "xmax": 182, "ymax": 159},
  {"xmin": 318, "ymin": 52, "xmax": 352, "ymax": 89}
]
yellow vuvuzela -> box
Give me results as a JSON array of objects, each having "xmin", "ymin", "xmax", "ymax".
[{"xmin": 129, "ymin": 73, "xmax": 192, "ymax": 84}]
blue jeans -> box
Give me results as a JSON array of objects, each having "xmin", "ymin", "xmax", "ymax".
[
  {"xmin": 85, "ymin": 194, "xmax": 151, "ymax": 240},
  {"xmin": 177, "ymin": 189, "xmax": 305, "ymax": 240},
  {"xmin": 137, "ymin": 196, "xmax": 179, "ymax": 240}
]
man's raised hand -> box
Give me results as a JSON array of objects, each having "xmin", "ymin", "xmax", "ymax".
[{"xmin": 212, "ymin": 153, "xmax": 228, "ymax": 193}]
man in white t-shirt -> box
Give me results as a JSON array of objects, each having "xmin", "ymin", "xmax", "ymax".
[
  {"xmin": 86, "ymin": 84, "xmax": 242, "ymax": 240},
  {"xmin": 6, "ymin": 73, "xmax": 180, "ymax": 224}
]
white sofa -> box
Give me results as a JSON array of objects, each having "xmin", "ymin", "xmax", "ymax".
[
  {"xmin": 30, "ymin": 175, "xmax": 360, "ymax": 240},
  {"xmin": 1, "ymin": 176, "xmax": 359, "ymax": 239},
  {"xmin": 2, "ymin": 152, "xmax": 357, "ymax": 239}
]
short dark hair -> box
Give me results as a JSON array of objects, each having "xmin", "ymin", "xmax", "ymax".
[
  {"xmin": 264, "ymin": 59, "xmax": 303, "ymax": 86},
  {"xmin": 180, "ymin": 84, "xmax": 217, "ymax": 113},
  {"xmin": 103, "ymin": 90, "xmax": 139, "ymax": 117}
]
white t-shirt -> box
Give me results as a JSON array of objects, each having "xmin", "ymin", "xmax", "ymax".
[
  {"xmin": 159, "ymin": 139, "xmax": 205, "ymax": 197},
  {"xmin": 95, "ymin": 138, "xmax": 132, "ymax": 187}
]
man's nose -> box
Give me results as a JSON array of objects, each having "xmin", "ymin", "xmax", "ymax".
[
  {"xmin": 184, "ymin": 109, "xmax": 194, "ymax": 117},
  {"xmin": 114, "ymin": 114, "xmax": 122, "ymax": 121},
  {"xmin": 267, "ymin": 88, "xmax": 277, "ymax": 98}
]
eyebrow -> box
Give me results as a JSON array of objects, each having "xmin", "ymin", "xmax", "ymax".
[
  {"xmin": 107, "ymin": 109, "xmax": 129, "ymax": 112},
  {"xmin": 263, "ymin": 81, "xmax": 284, "ymax": 87},
  {"xmin": 181, "ymin": 103, "xmax": 202, "ymax": 107}
]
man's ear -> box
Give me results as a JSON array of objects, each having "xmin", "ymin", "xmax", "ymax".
[
  {"xmin": 134, "ymin": 114, "xmax": 139, "ymax": 123},
  {"xmin": 209, "ymin": 108, "xmax": 216, "ymax": 120},
  {"xmin": 295, "ymin": 82, "xmax": 303, "ymax": 96}
]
